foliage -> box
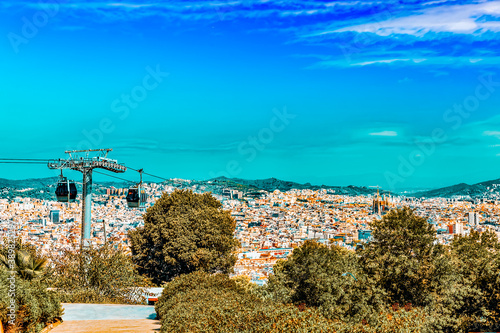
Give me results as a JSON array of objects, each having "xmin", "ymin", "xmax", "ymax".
[
  {"xmin": 265, "ymin": 240, "xmax": 385, "ymax": 324},
  {"xmin": 264, "ymin": 208, "xmax": 489, "ymax": 332},
  {"xmin": 333, "ymin": 307, "xmax": 430, "ymax": 333},
  {"xmin": 445, "ymin": 230, "xmax": 500, "ymax": 330},
  {"xmin": 0, "ymin": 266, "xmax": 62, "ymax": 333},
  {"xmin": 359, "ymin": 207, "xmax": 449, "ymax": 308},
  {"xmin": 156, "ymin": 271, "xmax": 433, "ymax": 333},
  {"xmin": 155, "ymin": 271, "xmax": 336, "ymax": 333},
  {"xmin": 49, "ymin": 242, "xmax": 151, "ymax": 304},
  {"xmin": 129, "ymin": 189, "xmax": 240, "ymax": 285},
  {"xmin": 0, "ymin": 238, "xmax": 49, "ymax": 281},
  {"xmin": 0, "ymin": 250, "xmax": 48, "ymax": 281}
]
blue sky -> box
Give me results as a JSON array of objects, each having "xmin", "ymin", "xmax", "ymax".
[{"xmin": 1, "ymin": 0, "xmax": 500, "ymax": 190}]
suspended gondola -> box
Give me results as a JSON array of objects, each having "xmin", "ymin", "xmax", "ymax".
[
  {"xmin": 55, "ymin": 172, "xmax": 77, "ymax": 203},
  {"xmin": 126, "ymin": 168, "xmax": 147, "ymax": 208}
]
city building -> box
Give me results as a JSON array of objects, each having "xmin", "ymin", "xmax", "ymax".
[
  {"xmin": 49, "ymin": 210, "xmax": 60, "ymax": 224},
  {"xmin": 468, "ymin": 212, "xmax": 480, "ymax": 226}
]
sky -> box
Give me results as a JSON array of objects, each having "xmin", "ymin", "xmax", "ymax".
[{"xmin": 1, "ymin": 0, "xmax": 500, "ymax": 191}]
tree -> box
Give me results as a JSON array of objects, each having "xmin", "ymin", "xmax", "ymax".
[
  {"xmin": 265, "ymin": 240, "xmax": 384, "ymax": 324},
  {"xmin": 129, "ymin": 189, "xmax": 240, "ymax": 285},
  {"xmin": 360, "ymin": 207, "xmax": 449, "ymax": 308},
  {"xmin": 49, "ymin": 242, "xmax": 151, "ymax": 304},
  {"xmin": 447, "ymin": 230, "xmax": 500, "ymax": 330}
]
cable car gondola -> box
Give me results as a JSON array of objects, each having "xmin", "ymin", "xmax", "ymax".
[
  {"xmin": 55, "ymin": 173, "xmax": 77, "ymax": 203},
  {"xmin": 126, "ymin": 169, "xmax": 147, "ymax": 208}
]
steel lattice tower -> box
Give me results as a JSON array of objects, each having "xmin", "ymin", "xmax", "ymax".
[{"xmin": 48, "ymin": 149, "xmax": 126, "ymax": 248}]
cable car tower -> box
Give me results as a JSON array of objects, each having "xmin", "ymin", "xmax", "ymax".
[{"xmin": 47, "ymin": 149, "xmax": 126, "ymax": 248}]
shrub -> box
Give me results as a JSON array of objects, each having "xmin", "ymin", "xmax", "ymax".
[
  {"xmin": 0, "ymin": 269, "xmax": 62, "ymax": 333},
  {"xmin": 49, "ymin": 242, "xmax": 152, "ymax": 304},
  {"xmin": 155, "ymin": 271, "xmax": 335, "ymax": 333}
]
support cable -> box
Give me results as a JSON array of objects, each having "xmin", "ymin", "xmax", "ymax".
[
  {"xmin": 94, "ymin": 170, "xmax": 135, "ymax": 183},
  {"xmin": 126, "ymin": 166, "xmax": 170, "ymax": 182}
]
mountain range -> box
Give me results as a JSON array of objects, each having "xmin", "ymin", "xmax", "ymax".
[
  {"xmin": 1, "ymin": 176, "xmax": 499, "ymax": 199},
  {"xmin": 415, "ymin": 178, "xmax": 500, "ymax": 199},
  {"xmin": 210, "ymin": 177, "xmax": 379, "ymax": 196}
]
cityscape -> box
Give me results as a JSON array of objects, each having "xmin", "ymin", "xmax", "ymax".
[
  {"xmin": 2, "ymin": 0, "xmax": 500, "ymax": 331},
  {"xmin": 2, "ymin": 174, "xmax": 500, "ymax": 287}
]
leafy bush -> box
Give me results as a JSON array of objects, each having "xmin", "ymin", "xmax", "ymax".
[
  {"xmin": 333, "ymin": 307, "xmax": 430, "ymax": 333},
  {"xmin": 0, "ymin": 269, "xmax": 62, "ymax": 333},
  {"xmin": 49, "ymin": 242, "xmax": 152, "ymax": 304},
  {"xmin": 155, "ymin": 271, "xmax": 434, "ymax": 333},
  {"xmin": 0, "ymin": 250, "xmax": 48, "ymax": 281},
  {"xmin": 155, "ymin": 271, "xmax": 335, "ymax": 333}
]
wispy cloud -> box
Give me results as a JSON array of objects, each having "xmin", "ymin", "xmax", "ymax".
[
  {"xmin": 107, "ymin": 3, "xmax": 156, "ymax": 9},
  {"xmin": 370, "ymin": 131, "xmax": 398, "ymax": 137},
  {"xmin": 332, "ymin": 2, "xmax": 500, "ymax": 36},
  {"xmin": 484, "ymin": 130, "xmax": 500, "ymax": 137},
  {"xmin": 3, "ymin": 0, "xmax": 499, "ymax": 68},
  {"xmin": 310, "ymin": 55, "xmax": 500, "ymax": 68}
]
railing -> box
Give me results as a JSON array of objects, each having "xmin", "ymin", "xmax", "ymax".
[{"xmin": 47, "ymin": 159, "xmax": 126, "ymax": 173}]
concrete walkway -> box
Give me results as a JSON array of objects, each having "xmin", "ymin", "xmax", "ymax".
[{"xmin": 50, "ymin": 304, "xmax": 161, "ymax": 333}]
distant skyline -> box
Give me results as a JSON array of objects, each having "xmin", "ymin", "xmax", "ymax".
[{"xmin": 1, "ymin": 0, "xmax": 500, "ymax": 190}]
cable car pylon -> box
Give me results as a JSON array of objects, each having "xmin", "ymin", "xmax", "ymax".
[{"xmin": 48, "ymin": 149, "xmax": 126, "ymax": 248}]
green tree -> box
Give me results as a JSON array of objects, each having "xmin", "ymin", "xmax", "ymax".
[
  {"xmin": 129, "ymin": 189, "xmax": 240, "ymax": 285},
  {"xmin": 265, "ymin": 240, "xmax": 384, "ymax": 324},
  {"xmin": 447, "ymin": 230, "xmax": 500, "ymax": 329},
  {"xmin": 49, "ymin": 242, "xmax": 151, "ymax": 304},
  {"xmin": 359, "ymin": 207, "xmax": 449, "ymax": 308}
]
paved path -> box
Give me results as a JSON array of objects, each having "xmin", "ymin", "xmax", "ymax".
[
  {"xmin": 50, "ymin": 319, "xmax": 161, "ymax": 333},
  {"xmin": 50, "ymin": 304, "xmax": 161, "ymax": 333}
]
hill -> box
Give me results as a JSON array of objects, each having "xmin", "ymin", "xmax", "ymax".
[
  {"xmin": 210, "ymin": 177, "xmax": 379, "ymax": 196},
  {"xmin": 0, "ymin": 176, "xmax": 131, "ymax": 201},
  {"xmin": 415, "ymin": 178, "xmax": 500, "ymax": 199},
  {"xmin": 0, "ymin": 177, "xmax": 59, "ymax": 189}
]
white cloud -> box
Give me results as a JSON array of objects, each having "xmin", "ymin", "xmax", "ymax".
[
  {"xmin": 484, "ymin": 130, "xmax": 500, "ymax": 137},
  {"xmin": 331, "ymin": 1, "xmax": 500, "ymax": 36},
  {"xmin": 310, "ymin": 56, "xmax": 500, "ymax": 68},
  {"xmin": 107, "ymin": 3, "xmax": 155, "ymax": 9},
  {"xmin": 370, "ymin": 131, "xmax": 398, "ymax": 137},
  {"xmin": 356, "ymin": 58, "xmax": 411, "ymax": 66}
]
